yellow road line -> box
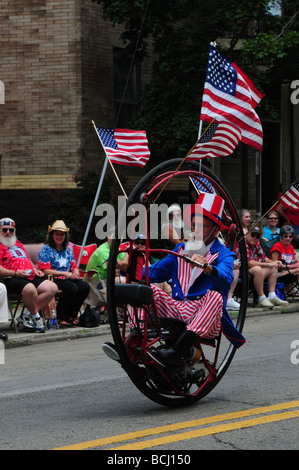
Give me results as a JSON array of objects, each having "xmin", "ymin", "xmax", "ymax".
[
  {"xmin": 110, "ymin": 409, "xmax": 299, "ymax": 450},
  {"xmin": 54, "ymin": 400, "xmax": 299, "ymax": 450}
]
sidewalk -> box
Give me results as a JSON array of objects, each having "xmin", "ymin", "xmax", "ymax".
[{"xmin": 1, "ymin": 300, "xmax": 298, "ymax": 349}]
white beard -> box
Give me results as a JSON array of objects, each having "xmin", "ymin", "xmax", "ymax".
[
  {"xmin": 0, "ymin": 233, "xmax": 17, "ymax": 248},
  {"xmin": 183, "ymin": 239, "xmax": 208, "ymax": 257},
  {"xmin": 172, "ymin": 218, "xmax": 184, "ymax": 229}
]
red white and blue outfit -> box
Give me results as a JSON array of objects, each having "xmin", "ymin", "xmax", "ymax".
[{"xmin": 144, "ymin": 239, "xmax": 246, "ymax": 348}]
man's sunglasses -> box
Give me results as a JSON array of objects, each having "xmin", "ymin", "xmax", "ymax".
[
  {"xmin": 1, "ymin": 227, "xmax": 15, "ymax": 233},
  {"xmin": 250, "ymin": 232, "xmax": 260, "ymax": 239}
]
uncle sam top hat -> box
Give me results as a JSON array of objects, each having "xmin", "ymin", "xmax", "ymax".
[{"xmin": 184, "ymin": 193, "xmax": 228, "ymax": 231}]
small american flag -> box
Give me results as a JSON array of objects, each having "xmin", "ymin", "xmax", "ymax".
[
  {"xmin": 200, "ymin": 45, "xmax": 264, "ymax": 152},
  {"xmin": 280, "ymin": 181, "xmax": 299, "ymax": 210},
  {"xmin": 95, "ymin": 127, "xmax": 150, "ymax": 167},
  {"xmin": 187, "ymin": 121, "xmax": 241, "ymax": 160}
]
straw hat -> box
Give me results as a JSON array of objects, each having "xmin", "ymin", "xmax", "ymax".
[
  {"xmin": 48, "ymin": 220, "xmax": 69, "ymax": 232},
  {"xmin": 183, "ymin": 193, "xmax": 228, "ymax": 231}
]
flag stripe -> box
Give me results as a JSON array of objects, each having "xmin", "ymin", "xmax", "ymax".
[
  {"xmin": 201, "ymin": 86, "xmax": 263, "ymax": 142},
  {"xmin": 187, "ymin": 121, "xmax": 241, "ymax": 160},
  {"xmin": 200, "ymin": 46, "xmax": 264, "ymax": 152},
  {"xmin": 280, "ymin": 181, "xmax": 299, "ymax": 210},
  {"xmin": 233, "ymin": 62, "xmax": 264, "ymax": 107}
]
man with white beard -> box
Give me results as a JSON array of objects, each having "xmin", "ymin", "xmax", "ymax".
[
  {"xmin": 162, "ymin": 204, "xmax": 185, "ymax": 247},
  {"xmin": 0, "ymin": 218, "xmax": 58, "ymax": 332}
]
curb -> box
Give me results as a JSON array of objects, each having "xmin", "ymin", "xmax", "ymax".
[{"xmin": 3, "ymin": 324, "xmax": 111, "ymax": 349}]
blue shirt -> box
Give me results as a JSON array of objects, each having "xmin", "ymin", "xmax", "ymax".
[
  {"xmin": 37, "ymin": 244, "xmax": 77, "ymax": 277},
  {"xmin": 263, "ymin": 226, "xmax": 280, "ymax": 240}
]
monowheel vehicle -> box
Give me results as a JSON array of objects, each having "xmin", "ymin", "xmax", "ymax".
[{"xmin": 106, "ymin": 158, "xmax": 248, "ymax": 407}]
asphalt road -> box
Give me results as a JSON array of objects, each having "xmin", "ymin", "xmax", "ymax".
[{"xmin": 0, "ymin": 311, "xmax": 298, "ymax": 451}]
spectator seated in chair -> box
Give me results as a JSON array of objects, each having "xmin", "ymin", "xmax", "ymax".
[
  {"xmin": 243, "ymin": 226, "xmax": 288, "ymax": 309},
  {"xmin": 37, "ymin": 220, "xmax": 90, "ymax": 327},
  {"xmin": 270, "ymin": 225, "xmax": 299, "ymax": 296},
  {"xmin": 262, "ymin": 211, "xmax": 281, "ymax": 241},
  {"xmin": 0, "ymin": 218, "xmax": 58, "ymax": 333}
]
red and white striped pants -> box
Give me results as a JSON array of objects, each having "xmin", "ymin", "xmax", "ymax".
[{"xmin": 151, "ymin": 284, "xmax": 223, "ymax": 339}]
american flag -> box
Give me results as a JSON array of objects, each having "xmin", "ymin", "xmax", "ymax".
[
  {"xmin": 200, "ymin": 45, "xmax": 264, "ymax": 152},
  {"xmin": 95, "ymin": 127, "xmax": 150, "ymax": 167},
  {"xmin": 280, "ymin": 181, "xmax": 299, "ymax": 210},
  {"xmin": 191, "ymin": 176, "xmax": 214, "ymax": 193},
  {"xmin": 187, "ymin": 121, "xmax": 241, "ymax": 160}
]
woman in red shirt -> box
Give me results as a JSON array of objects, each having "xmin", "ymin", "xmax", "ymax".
[{"xmin": 270, "ymin": 225, "xmax": 299, "ymax": 294}]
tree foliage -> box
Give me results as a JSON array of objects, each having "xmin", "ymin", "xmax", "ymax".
[{"xmin": 93, "ymin": 0, "xmax": 299, "ymax": 167}]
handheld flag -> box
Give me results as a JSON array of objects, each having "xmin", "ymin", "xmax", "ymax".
[
  {"xmin": 280, "ymin": 181, "xmax": 299, "ymax": 210},
  {"xmin": 95, "ymin": 127, "xmax": 150, "ymax": 167},
  {"xmin": 200, "ymin": 45, "xmax": 264, "ymax": 151},
  {"xmin": 187, "ymin": 121, "xmax": 241, "ymax": 160}
]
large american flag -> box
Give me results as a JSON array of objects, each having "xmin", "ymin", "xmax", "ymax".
[
  {"xmin": 200, "ymin": 45, "xmax": 264, "ymax": 152},
  {"xmin": 187, "ymin": 121, "xmax": 241, "ymax": 160},
  {"xmin": 280, "ymin": 181, "xmax": 299, "ymax": 210},
  {"xmin": 95, "ymin": 127, "xmax": 150, "ymax": 167}
]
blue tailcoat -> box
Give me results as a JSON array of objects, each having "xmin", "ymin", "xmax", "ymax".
[{"xmin": 145, "ymin": 239, "xmax": 246, "ymax": 348}]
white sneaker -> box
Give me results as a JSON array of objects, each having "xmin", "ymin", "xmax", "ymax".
[
  {"xmin": 17, "ymin": 313, "xmax": 35, "ymax": 329},
  {"xmin": 269, "ymin": 295, "xmax": 288, "ymax": 306},
  {"xmin": 33, "ymin": 316, "xmax": 46, "ymax": 333},
  {"xmin": 258, "ymin": 297, "xmax": 274, "ymax": 309},
  {"xmin": 226, "ymin": 298, "xmax": 240, "ymax": 311}
]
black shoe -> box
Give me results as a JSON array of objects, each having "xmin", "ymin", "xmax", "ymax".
[
  {"xmin": 102, "ymin": 342, "xmax": 120, "ymax": 362},
  {"xmin": 186, "ymin": 367, "xmax": 205, "ymax": 384},
  {"xmin": 148, "ymin": 347, "xmax": 179, "ymax": 367},
  {"xmin": 0, "ymin": 332, "xmax": 8, "ymax": 341},
  {"xmin": 148, "ymin": 330, "xmax": 199, "ymax": 367}
]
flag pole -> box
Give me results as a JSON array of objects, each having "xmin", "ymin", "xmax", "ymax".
[
  {"xmin": 77, "ymin": 154, "xmax": 109, "ymax": 266},
  {"xmin": 77, "ymin": 122, "xmax": 128, "ymax": 266}
]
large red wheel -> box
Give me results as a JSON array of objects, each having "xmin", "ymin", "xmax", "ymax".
[{"xmin": 107, "ymin": 159, "xmax": 248, "ymax": 407}]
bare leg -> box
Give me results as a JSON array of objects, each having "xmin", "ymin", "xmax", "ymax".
[
  {"xmin": 249, "ymin": 266, "xmax": 265, "ymax": 297},
  {"xmin": 227, "ymin": 267, "xmax": 239, "ymax": 299},
  {"xmin": 36, "ymin": 280, "xmax": 58, "ymax": 312},
  {"xmin": 21, "ymin": 280, "xmax": 58, "ymax": 316},
  {"xmin": 21, "ymin": 283, "xmax": 39, "ymax": 315}
]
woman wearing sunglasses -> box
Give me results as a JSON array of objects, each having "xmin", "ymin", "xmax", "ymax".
[
  {"xmin": 262, "ymin": 211, "xmax": 280, "ymax": 241},
  {"xmin": 245, "ymin": 226, "xmax": 288, "ymax": 308},
  {"xmin": 270, "ymin": 225, "xmax": 299, "ymax": 295}
]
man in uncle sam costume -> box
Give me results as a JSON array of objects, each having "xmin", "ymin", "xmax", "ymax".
[{"xmin": 147, "ymin": 192, "xmax": 246, "ymax": 367}]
